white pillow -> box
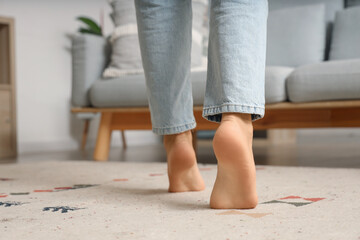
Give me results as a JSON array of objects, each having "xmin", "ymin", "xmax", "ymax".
[{"xmin": 103, "ymin": 0, "xmax": 208, "ymax": 78}]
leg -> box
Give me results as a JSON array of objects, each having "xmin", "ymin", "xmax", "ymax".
[
  {"xmin": 163, "ymin": 130, "xmax": 204, "ymax": 192},
  {"xmin": 94, "ymin": 113, "xmax": 112, "ymax": 161},
  {"xmin": 134, "ymin": 0, "xmax": 204, "ymax": 192},
  {"xmin": 134, "ymin": 0, "xmax": 196, "ymax": 135},
  {"xmin": 204, "ymin": 0, "xmax": 269, "ymax": 209}
]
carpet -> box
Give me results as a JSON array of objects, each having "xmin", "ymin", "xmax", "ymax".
[{"xmin": 0, "ymin": 161, "xmax": 359, "ymax": 240}]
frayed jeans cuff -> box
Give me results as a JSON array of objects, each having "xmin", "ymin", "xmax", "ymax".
[
  {"xmin": 202, "ymin": 104, "xmax": 265, "ymax": 123},
  {"xmin": 152, "ymin": 121, "xmax": 197, "ymax": 135}
]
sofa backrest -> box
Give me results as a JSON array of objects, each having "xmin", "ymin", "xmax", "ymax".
[
  {"xmin": 269, "ymin": 0, "xmax": 344, "ymax": 22},
  {"xmin": 71, "ymin": 34, "xmax": 111, "ymax": 107},
  {"xmin": 268, "ymin": 0, "xmax": 344, "ymax": 61},
  {"xmin": 329, "ymin": 6, "xmax": 360, "ymax": 60}
]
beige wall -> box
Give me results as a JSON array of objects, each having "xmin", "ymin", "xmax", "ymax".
[{"xmin": 0, "ymin": 0, "xmax": 160, "ymax": 153}]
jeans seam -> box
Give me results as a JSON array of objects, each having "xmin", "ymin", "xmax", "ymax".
[
  {"xmin": 152, "ymin": 122, "xmax": 196, "ymax": 135},
  {"xmin": 202, "ymin": 104, "xmax": 265, "ymax": 123},
  {"xmin": 203, "ymin": 103, "xmax": 265, "ymax": 110},
  {"xmin": 152, "ymin": 120, "xmax": 196, "ymax": 130}
]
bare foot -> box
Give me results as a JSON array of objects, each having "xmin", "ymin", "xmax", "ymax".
[
  {"xmin": 163, "ymin": 130, "xmax": 205, "ymax": 192},
  {"xmin": 210, "ymin": 113, "xmax": 258, "ymax": 209}
]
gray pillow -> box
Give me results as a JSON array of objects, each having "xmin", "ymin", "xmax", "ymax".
[
  {"xmin": 103, "ymin": 0, "xmax": 208, "ymax": 78},
  {"xmin": 266, "ymin": 4, "xmax": 326, "ymax": 67},
  {"xmin": 265, "ymin": 66, "xmax": 294, "ymax": 103},
  {"xmin": 286, "ymin": 59, "xmax": 360, "ymax": 102},
  {"xmin": 329, "ymin": 6, "xmax": 360, "ymax": 60}
]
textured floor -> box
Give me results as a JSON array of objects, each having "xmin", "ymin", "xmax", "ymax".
[
  {"xmin": 4, "ymin": 138, "xmax": 360, "ymax": 169},
  {"xmin": 1, "ymin": 161, "xmax": 359, "ymax": 239}
]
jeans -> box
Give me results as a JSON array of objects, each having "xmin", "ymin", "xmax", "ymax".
[{"xmin": 134, "ymin": 0, "xmax": 268, "ymax": 135}]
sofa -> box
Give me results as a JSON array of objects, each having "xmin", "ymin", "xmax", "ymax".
[{"xmin": 71, "ymin": 0, "xmax": 360, "ymax": 161}]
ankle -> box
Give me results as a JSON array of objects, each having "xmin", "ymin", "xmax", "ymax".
[
  {"xmin": 220, "ymin": 113, "xmax": 253, "ymax": 138},
  {"xmin": 163, "ymin": 130, "xmax": 192, "ymax": 150},
  {"xmin": 163, "ymin": 130, "xmax": 196, "ymax": 169},
  {"xmin": 213, "ymin": 113, "xmax": 254, "ymax": 163},
  {"xmin": 222, "ymin": 112, "xmax": 252, "ymax": 124}
]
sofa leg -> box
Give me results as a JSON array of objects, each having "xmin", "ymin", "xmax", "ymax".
[
  {"xmin": 81, "ymin": 119, "xmax": 90, "ymax": 151},
  {"xmin": 121, "ymin": 130, "xmax": 127, "ymax": 149},
  {"xmin": 94, "ymin": 113, "xmax": 113, "ymax": 161}
]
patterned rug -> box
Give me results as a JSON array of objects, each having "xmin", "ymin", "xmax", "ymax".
[{"xmin": 0, "ymin": 161, "xmax": 359, "ymax": 239}]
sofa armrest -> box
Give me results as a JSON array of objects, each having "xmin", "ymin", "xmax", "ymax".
[{"xmin": 71, "ymin": 34, "xmax": 110, "ymax": 107}]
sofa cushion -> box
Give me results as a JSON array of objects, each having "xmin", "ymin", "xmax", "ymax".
[
  {"xmin": 286, "ymin": 59, "xmax": 360, "ymax": 102},
  {"xmin": 269, "ymin": 0, "xmax": 343, "ymax": 22},
  {"xmin": 90, "ymin": 67, "xmax": 291, "ymax": 107},
  {"xmin": 266, "ymin": 4, "xmax": 326, "ymax": 67},
  {"xmin": 268, "ymin": 0, "xmax": 343, "ymax": 61},
  {"xmin": 329, "ymin": 6, "xmax": 360, "ymax": 60},
  {"xmin": 265, "ymin": 66, "xmax": 294, "ymax": 104},
  {"xmin": 90, "ymin": 71, "xmax": 207, "ymax": 107}
]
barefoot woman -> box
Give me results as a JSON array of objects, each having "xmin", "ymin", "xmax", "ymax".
[{"xmin": 134, "ymin": 0, "xmax": 268, "ymax": 209}]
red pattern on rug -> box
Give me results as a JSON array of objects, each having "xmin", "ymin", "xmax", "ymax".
[
  {"xmin": 149, "ymin": 173, "xmax": 164, "ymax": 176},
  {"xmin": 113, "ymin": 178, "xmax": 129, "ymax": 181},
  {"xmin": 280, "ymin": 196, "xmax": 302, "ymax": 200}
]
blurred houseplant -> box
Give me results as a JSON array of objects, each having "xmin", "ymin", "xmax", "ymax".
[{"xmin": 76, "ymin": 16, "xmax": 103, "ymax": 36}]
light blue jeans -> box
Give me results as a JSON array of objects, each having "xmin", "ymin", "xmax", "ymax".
[{"xmin": 134, "ymin": 0, "xmax": 268, "ymax": 135}]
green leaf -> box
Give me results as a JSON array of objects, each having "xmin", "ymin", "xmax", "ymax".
[
  {"xmin": 78, "ymin": 27, "xmax": 102, "ymax": 36},
  {"xmin": 77, "ymin": 16, "xmax": 102, "ymax": 35}
]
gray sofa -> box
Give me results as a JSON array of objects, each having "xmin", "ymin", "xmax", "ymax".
[
  {"xmin": 71, "ymin": 0, "xmax": 360, "ymax": 160},
  {"xmin": 72, "ymin": 0, "xmax": 360, "ymax": 109}
]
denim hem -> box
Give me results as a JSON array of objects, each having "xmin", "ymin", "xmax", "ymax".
[
  {"xmin": 152, "ymin": 121, "xmax": 197, "ymax": 135},
  {"xmin": 202, "ymin": 104, "xmax": 265, "ymax": 123}
]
